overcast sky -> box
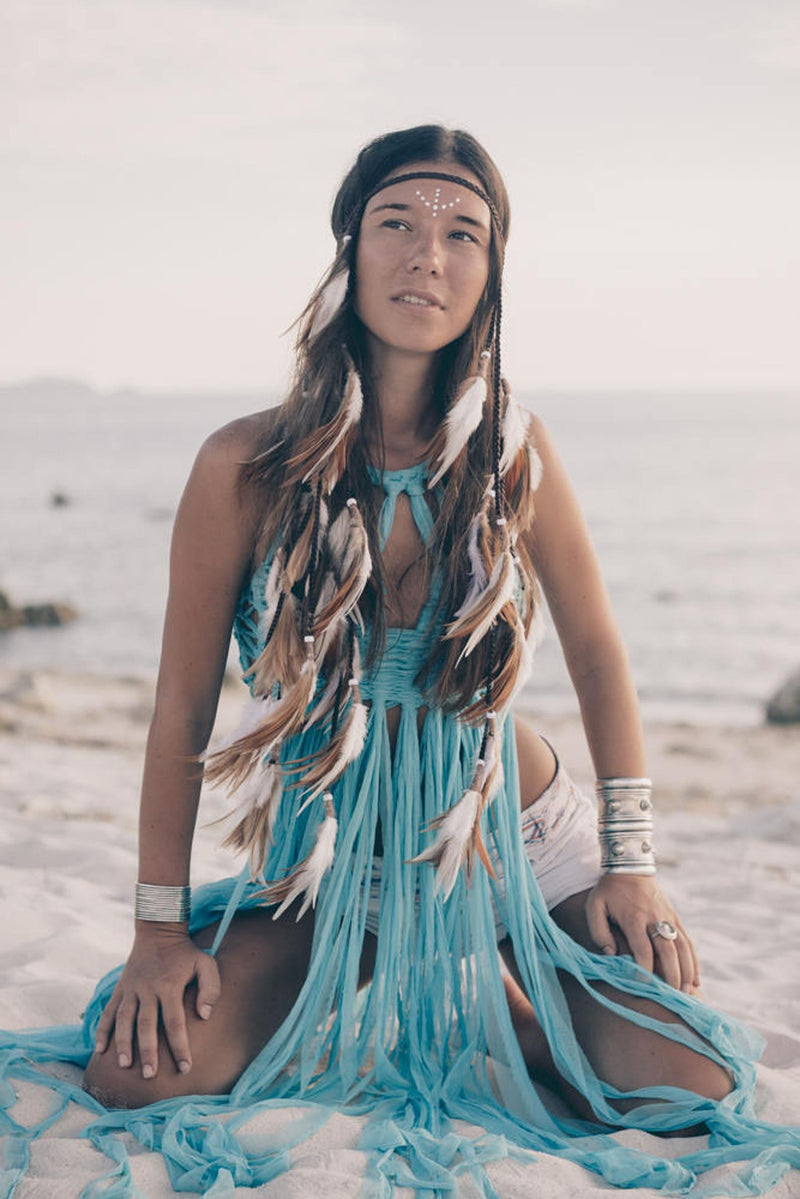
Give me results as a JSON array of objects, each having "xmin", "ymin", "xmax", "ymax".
[{"xmin": 3, "ymin": 0, "xmax": 799, "ymax": 392}]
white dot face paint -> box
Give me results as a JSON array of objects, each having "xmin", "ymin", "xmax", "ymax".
[{"xmin": 415, "ymin": 187, "xmax": 461, "ymax": 216}]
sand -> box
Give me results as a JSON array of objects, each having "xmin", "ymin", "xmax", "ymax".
[{"xmin": 1, "ymin": 666, "xmax": 799, "ymax": 1197}]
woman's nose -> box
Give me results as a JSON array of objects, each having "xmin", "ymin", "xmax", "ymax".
[{"xmin": 408, "ymin": 230, "xmax": 443, "ymax": 275}]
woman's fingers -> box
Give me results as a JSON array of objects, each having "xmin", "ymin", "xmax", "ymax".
[
  {"xmin": 673, "ymin": 919, "xmax": 701, "ymax": 992},
  {"xmin": 194, "ymin": 951, "xmax": 222, "ymax": 1023},
  {"xmin": 648, "ymin": 915, "xmax": 699, "ymax": 991},
  {"xmin": 678, "ymin": 918, "xmax": 702, "ymax": 989},
  {"xmin": 93, "ymin": 989, "xmax": 121, "ymax": 1054},
  {"xmin": 585, "ymin": 893, "xmax": 617, "ymax": 956},
  {"xmin": 160, "ymin": 989, "xmax": 193, "ymax": 1076},
  {"xmin": 650, "ymin": 933, "xmax": 681, "ymax": 990},
  {"xmin": 112, "ymin": 996, "xmax": 138, "ymax": 1069},
  {"xmin": 674, "ymin": 933, "xmax": 697, "ymax": 993},
  {"xmin": 624, "ymin": 921, "xmax": 655, "ymax": 977},
  {"xmin": 136, "ymin": 995, "xmax": 161, "ymax": 1079}
]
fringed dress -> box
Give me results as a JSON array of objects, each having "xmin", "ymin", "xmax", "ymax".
[{"xmin": 1, "ymin": 462, "xmax": 799, "ymax": 1198}]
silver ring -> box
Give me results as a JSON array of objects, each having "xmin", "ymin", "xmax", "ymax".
[{"xmin": 649, "ymin": 920, "xmax": 678, "ymax": 942}]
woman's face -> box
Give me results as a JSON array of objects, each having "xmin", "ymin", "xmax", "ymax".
[{"xmin": 354, "ymin": 161, "xmax": 492, "ymax": 359}]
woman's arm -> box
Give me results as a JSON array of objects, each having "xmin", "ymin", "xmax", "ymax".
[
  {"xmin": 521, "ymin": 415, "xmax": 700, "ymax": 993},
  {"xmin": 92, "ymin": 417, "xmax": 264, "ymax": 1079}
]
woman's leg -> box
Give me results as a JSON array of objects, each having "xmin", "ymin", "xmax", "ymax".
[
  {"xmin": 513, "ymin": 715, "xmax": 558, "ymax": 811},
  {"xmin": 83, "ymin": 904, "xmax": 378, "ymax": 1108},
  {"xmin": 499, "ymin": 900, "xmax": 731, "ymax": 1123},
  {"xmin": 502, "ymin": 719, "xmax": 732, "ymax": 1121}
]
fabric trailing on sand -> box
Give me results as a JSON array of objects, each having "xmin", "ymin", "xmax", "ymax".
[{"xmin": 2, "ymin": 462, "xmax": 799, "ymax": 1199}]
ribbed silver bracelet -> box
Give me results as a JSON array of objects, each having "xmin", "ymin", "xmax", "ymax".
[
  {"xmin": 596, "ymin": 777, "xmax": 656, "ymax": 875},
  {"xmin": 135, "ymin": 882, "xmax": 191, "ymax": 923}
]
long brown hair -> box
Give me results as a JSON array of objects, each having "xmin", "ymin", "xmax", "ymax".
[{"xmin": 238, "ymin": 125, "xmax": 538, "ymax": 718}]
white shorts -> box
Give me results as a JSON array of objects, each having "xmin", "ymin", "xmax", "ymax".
[{"xmin": 364, "ymin": 759, "xmax": 601, "ymax": 941}]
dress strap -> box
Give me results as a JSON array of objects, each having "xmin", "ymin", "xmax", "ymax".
[{"xmin": 368, "ymin": 464, "xmax": 434, "ymax": 550}]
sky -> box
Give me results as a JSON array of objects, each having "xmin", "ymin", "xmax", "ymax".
[{"xmin": 2, "ymin": 0, "xmax": 800, "ymax": 393}]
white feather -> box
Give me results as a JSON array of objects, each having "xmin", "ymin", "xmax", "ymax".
[
  {"xmin": 479, "ymin": 730, "xmax": 505, "ymax": 802},
  {"xmin": 304, "ymin": 664, "xmax": 344, "ymax": 730},
  {"xmin": 264, "ymin": 553, "xmax": 283, "ymax": 610},
  {"xmin": 528, "ymin": 444, "xmax": 544, "ymax": 492},
  {"xmin": 300, "ymin": 700, "xmax": 368, "ymax": 807},
  {"xmin": 412, "ymin": 789, "xmax": 481, "ymax": 900},
  {"xmin": 351, "ymin": 637, "xmax": 362, "ymax": 679},
  {"xmin": 257, "ymin": 555, "xmax": 284, "ymax": 642},
  {"xmin": 302, "ymin": 371, "xmax": 363, "ymax": 482},
  {"xmin": 506, "ymin": 606, "xmax": 539, "ymax": 707},
  {"xmin": 327, "ymin": 509, "xmax": 350, "ymax": 562},
  {"xmin": 333, "ymin": 498, "xmax": 367, "ymax": 572},
  {"xmin": 309, "ymin": 268, "xmax": 350, "ymax": 339},
  {"xmin": 487, "ymin": 759, "xmax": 505, "ymax": 801},
  {"xmin": 499, "ymin": 399, "xmax": 528, "ymax": 477},
  {"xmin": 483, "ymin": 731, "xmax": 498, "ymax": 779},
  {"xmin": 428, "ymin": 374, "xmax": 487, "ymax": 488},
  {"xmin": 457, "ymin": 549, "xmax": 516, "ymax": 660},
  {"xmin": 528, "ymin": 594, "xmax": 546, "ymax": 649},
  {"xmin": 338, "ymin": 512, "xmax": 373, "ymax": 617},
  {"xmin": 343, "ymin": 368, "xmax": 363, "ymax": 424},
  {"xmin": 454, "ymin": 512, "xmax": 488, "ymax": 619},
  {"xmin": 229, "ymin": 758, "xmax": 282, "ymax": 814},
  {"xmin": 272, "ymin": 801, "xmax": 338, "ymax": 921},
  {"xmin": 314, "ymin": 571, "xmax": 336, "ymax": 617},
  {"xmin": 231, "ymin": 762, "xmax": 284, "ymax": 874},
  {"xmin": 200, "ymin": 695, "xmax": 277, "ymax": 761},
  {"xmin": 314, "ymin": 569, "xmax": 347, "ymax": 659},
  {"xmin": 352, "ymin": 546, "xmax": 373, "ymax": 600}
]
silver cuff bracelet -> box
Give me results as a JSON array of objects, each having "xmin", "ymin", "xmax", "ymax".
[
  {"xmin": 135, "ymin": 882, "xmax": 191, "ymax": 923},
  {"xmin": 596, "ymin": 777, "xmax": 656, "ymax": 876}
]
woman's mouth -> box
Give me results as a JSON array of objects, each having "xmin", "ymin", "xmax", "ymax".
[{"xmin": 392, "ymin": 291, "xmax": 443, "ymax": 309}]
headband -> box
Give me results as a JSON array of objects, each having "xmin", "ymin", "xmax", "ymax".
[{"xmin": 353, "ymin": 171, "xmax": 503, "ymax": 239}]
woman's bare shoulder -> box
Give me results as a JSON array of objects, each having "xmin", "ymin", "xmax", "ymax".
[
  {"xmin": 198, "ymin": 405, "xmax": 283, "ymax": 467},
  {"xmin": 521, "ymin": 408, "xmax": 550, "ymax": 452}
]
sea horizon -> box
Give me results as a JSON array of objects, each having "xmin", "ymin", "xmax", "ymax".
[{"xmin": 2, "ymin": 377, "xmax": 798, "ymax": 727}]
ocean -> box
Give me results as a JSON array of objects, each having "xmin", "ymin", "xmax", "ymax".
[{"xmin": 1, "ymin": 380, "xmax": 798, "ymax": 726}]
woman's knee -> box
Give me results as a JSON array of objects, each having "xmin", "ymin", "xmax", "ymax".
[
  {"xmin": 82, "ymin": 906, "xmax": 317, "ymax": 1109},
  {"xmin": 513, "ymin": 718, "xmax": 558, "ymax": 811}
]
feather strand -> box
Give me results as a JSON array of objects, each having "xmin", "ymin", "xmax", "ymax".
[
  {"xmin": 427, "ymin": 367, "xmax": 488, "ymax": 488},
  {"xmin": 309, "ymin": 268, "xmax": 350, "ymax": 340},
  {"xmin": 264, "ymin": 795, "xmax": 338, "ymax": 920}
]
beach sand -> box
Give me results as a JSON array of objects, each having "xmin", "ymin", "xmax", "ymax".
[{"xmin": 1, "ymin": 666, "xmax": 798, "ymax": 1197}]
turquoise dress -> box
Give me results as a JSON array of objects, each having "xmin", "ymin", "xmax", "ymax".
[{"xmin": 1, "ymin": 463, "xmax": 799, "ymax": 1198}]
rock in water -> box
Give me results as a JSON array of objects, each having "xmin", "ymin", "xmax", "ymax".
[
  {"xmin": 0, "ymin": 592, "xmax": 21, "ymax": 630},
  {"xmin": 0, "ymin": 592, "xmax": 78, "ymax": 631},
  {"xmin": 21, "ymin": 603, "xmax": 78, "ymax": 627},
  {"xmin": 766, "ymin": 668, "xmax": 800, "ymax": 724}
]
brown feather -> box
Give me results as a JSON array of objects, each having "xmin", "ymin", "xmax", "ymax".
[
  {"xmin": 203, "ymin": 664, "xmax": 316, "ymax": 790},
  {"xmin": 311, "ymin": 506, "xmax": 371, "ymax": 634},
  {"xmin": 284, "ymin": 509, "xmax": 314, "ymax": 587},
  {"xmin": 285, "ymin": 688, "xmax": 367, "ymax": 799},
  {"xmin": 445, "ymin": 532, "xmax": 515, "ymax": 659},
  {"xmin": 471, "ymin": 822, "xmax": 497, "ymax": 879},
  {"xmin": 249, "ymin": 591, "xmax": 304, "ymax": 692},
  {"xmin": 284, "ymin": 370, "xmax": 362, "ymax": 488}
]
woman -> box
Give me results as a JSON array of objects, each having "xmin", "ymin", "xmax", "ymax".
[{"xmin": 2, "ymin": 125, "xmax": 796, "ymax": 1196}]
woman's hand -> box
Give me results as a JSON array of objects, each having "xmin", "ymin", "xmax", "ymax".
[
  {"xmin": 92, "ymin": 924, "xmax": 222, "ymax": 1079},
  {"xmin": 585, "ymin": 874, "xmax": 701, "ymax": 994}
]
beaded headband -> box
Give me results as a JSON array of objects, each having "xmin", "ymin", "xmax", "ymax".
[{"xmin": 354, "ymin": 170, "xmax": 503, "ymax": 238}]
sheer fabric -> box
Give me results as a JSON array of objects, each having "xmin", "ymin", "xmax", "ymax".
[{"xmin": 2, "ymin": 463, "xmax": 798, "ymax": 1198}]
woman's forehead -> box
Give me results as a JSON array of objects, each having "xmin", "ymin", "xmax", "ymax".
[{"xmin": 363, "ymin": 163, "xmax": 492, "ymax": 227}]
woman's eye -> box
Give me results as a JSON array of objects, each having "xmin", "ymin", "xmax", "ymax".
[
  {"xmin": 381, "ymin": 218, "xmax": 410, "ymax": 231},
  {"xmin": 448, "ymin": 229, "xmax": 479, "ymax": 244}
]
